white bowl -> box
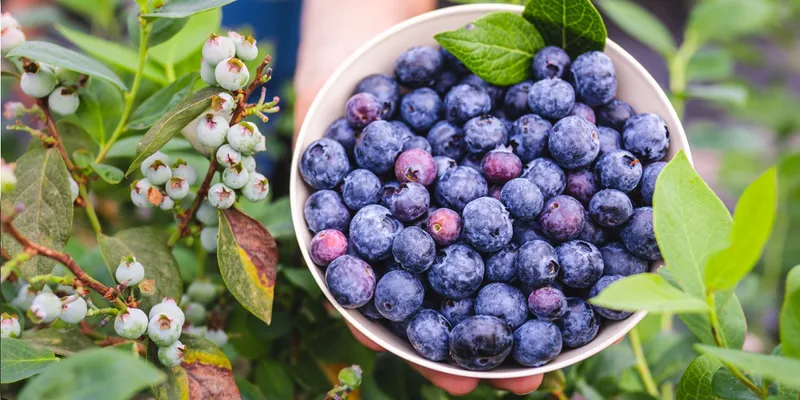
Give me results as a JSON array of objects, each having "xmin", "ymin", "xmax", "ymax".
[{"xmin": 290, "ymin": 4, "xmax": 690, "ymax": 379}]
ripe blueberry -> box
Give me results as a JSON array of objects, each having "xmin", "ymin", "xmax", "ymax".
[{"xmin": 325, "ymin": 255, "xmax": 376, "ymax": 308}]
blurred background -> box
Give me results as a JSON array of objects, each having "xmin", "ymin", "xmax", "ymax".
[{"xmin": 1, "ymin": 0, "xmax": 798, "ymax": 398}]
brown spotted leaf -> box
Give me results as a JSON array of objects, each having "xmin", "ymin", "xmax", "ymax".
[
  {"xmin": 217, "ymin": 208, "xmax": 278, "ymax": 324},
  {"xmin": 151, "ymin": 334, "xmax": 240, "ymax": 400}
]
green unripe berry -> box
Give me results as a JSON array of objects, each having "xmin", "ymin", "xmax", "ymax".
[
  {"xmin": 171, "ymin": 159, "xmax": 197, "ymax": 186},
  {"xmin": 214, "ymin": 57, "xmax": 249, "ymax": 91},
  {"xmin": 200, "ymin": 226, "xmax": 218, "ymax": 253},
  {"xmin": 242, "ymin": 173, "xmax": 269, "ymax": 202},
  {"xmin": 54, "ymin": 67, "xmax": 81, "ymax": 86},
  {"xmin": 183, "ymin": 302, "xmax": 206, "ymax": 325},
  {"xmin": 21, "ymin": 67, "xmax": 58, "ymax": 98},
  {"xmin": 146, "ymin": 160, "xmax": 171, "ymax": 186},
  {"xmin": 207, "ymin": 183, "xmax": 235, "ymax": 209},
  {"xmin": 234, "ymin": 34, "xmax": 258, "ymax": 62},
  {"xmin": 60, "ymin": 295, "xmax": 87, "ymax": 324},
  {"xmin": 1, "ymin": 313, "xmax": 21, "ymax": 338},
  {"xmin": 226, "ymin": 122, "xmax": 259, "ymax": 154},
  {"xmin": 29, "ymin": 292, "xmax": 61, "ymax": 323},
  {"xmin": 211, "ymin": 92, "xmax": 235, "ymax": 114},
  {"xmin": 187, "ymin": 280, "xmax": 216, "ymax": 305},
  {"xmin": 200, "ymin": 61, "xmax": 217, "ymax": 86},
  {"xmin": 149, "ymin": 297, "xmax": 185, "ymax": 327},
  {"xmin": 47, "ymin": 86, "xmax": 80, "ymax": 116},
  {"xmin": 215, "ymin": 144, "xmax": 241, "ymax": 168},
  {"xmin": 147, "ymin": 313, "xmax": 182, "ymax": 346},
  {"xmin": 202, "ymin": 33, "xmax": 235, "ymax": 66},
  {"xmin": 130, "ymin": 179, "xmax": 154, "ymax": 208},
  {"xmin": 205, "ymin": 329, "xmax": 228, "ymax": 347},
  {"xmin": 140, "ymin": 151, "xmax": 169, "ymax": 176},
  {"xmin": 196, "ymin": 113, "xmax": 228, "ymax": 148},
  {"xmin": 114, "ymin": 308, "xmax": 148, "ymax": 339},
  {"xmin": 115, "ymin": 256, "xmax": 145, "ymax": 286},
  {"xmin": 159, "ymin": 195, "xmax": 175, "ymax": 211},
  {"xmin": 166, "ymin": 177, "xmax": 190, "ymax": 200},
  {"xmin": 69, "ymin": 177, "xmax": 79, "ymax": 203},
  {"xmin": 222, "ymin": 163, "xmax": 249, "ymax": 189},
  {"xmin": 158, "ymin": 339, "xmax": 185, "ymax": 367},
  {"xmin": 1, "ymin": 26, "xmax": 26, "ymax": 55},
  {"xmin": 196, "ymin": 201, "xmax": 219, "ymax": 226},
  {"xmin": 241, "ymin": 155, "xmax": 256, "ymax": 173}
]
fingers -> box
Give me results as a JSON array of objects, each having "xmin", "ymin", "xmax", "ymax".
[
  {"xmin": 344, "ymin": 320, "xmax": 385, "ymax": 352},
  {"xmin": 407, "ymin": 363, "xmax": 480, "ymax": 396},
  {"xmin": 489, "ymin": 374, "xmax": 544, "ymax": 395}
]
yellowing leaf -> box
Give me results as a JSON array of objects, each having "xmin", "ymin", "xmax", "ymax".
[{"xmin": 151, "ymin": 334, "xmax": 240, "ymax": 400}]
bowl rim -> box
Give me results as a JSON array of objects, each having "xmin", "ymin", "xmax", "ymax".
[{"xmin": 289, "ymin": 3, "xmax": 690, "ymax": 379}]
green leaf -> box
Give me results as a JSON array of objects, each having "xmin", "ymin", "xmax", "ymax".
[
  {"xmin": 248, "ymin": 196, "xmax": 294, "ymax": 240},
  {"xmin": 55, "ymin": 24, "xmax": 167, "ymax": 84},
  {"xmin": 105, "ymin": 136, "xmax": 194, "ymax": 159},
  {"xmin": 677, "ymin": 355, "xmax": 722, "ymax": 400},
  {"xmin": 22, "ymin": 327, "xmax": 96, "ymax": 356},
  {"xmin": 653, "ymin": 150, "xmax": 732, "ymax": 298},
  {"xmin": 711, "ymin": 367, "xmax": 761, "ymax": 400},
  {"xmin": 151, "ymin": 334, "xmax": 240, "ymax": 400},
  {"xmin": 217, "ymin": 208, "xmax": 279, "ymax": 324},
  {"xmin": 149, "ymin": 9, "xmax": 221, "ymax": 67},
  {"xmin": 434, "ymin": 12, "xmax": 545, "ymax": 85},
  {"xmin": 696, "ymin": 345, "xmax": 800, "ymax": 388},
  {"xmin": 0, "ymin": 338, "xmax": 59, "ymax": 383},
  {"xmin": 685, "ymin": 83, "xmax": 749, "ymax": 107},
  {"xmin": 1, "ymin": 148, "xmax": 73, "ymax": 280},
  {"xmin": 236, "ymin": 377, "xmax": 268, "ymax": 400},
  {"xmin": 590, "ymin": 273, "xmax": 709, "ymax": 313},
  {"xmin": 98, "ymin": 228, "xmax": 183, "ymax": 312},
  {"xmin": 126, "ymin": 86, "xmax": 218, "ymax": 176},
  {"xmin": 596, "ymin": 0, "xmax": 675, "ymax": 56},
  {"xmin": 705, "ymin": 167, "xmax": 777, "ymax": 290},
  {"xmin": 282, "ymin": 267, "xmax": 322, "ymax": 299},
  {"xmin": 254, "ymin": 360, "xmax": 295, "ymax": 400},
  {"xmin": 687, "ymin": 0, "xmax": 776, "ymax": 44},
  {"xmin": 522, "ymin": 0, "xmax": 607, "ymax": 58},
  {"xmin": 687, "ymin": 49, "xmax": 734, "ymax": 82},
  {"xmin": 680, "ymin": 289, "xmax": 746, "ymax": 349},
  {"xmin": 645, "ymin": 333, "xmax": 697, "ymax": 383},
  {"xmin": 143, "ymin": 0, "xmax": 235, "ymax": 19},
  {"xmin": 780, "ymin": 265, "xmax": 800, "ymax": 358},
  {"xmin": 18, "ymin": 347, "xmax": 164, "ymax": 400},
  {"xmin": 7, "ymin": 41, "xmax": 126, "ymax": 90},
  {"xmin": 128, "ymin": 72, "xmax": 200, "ymax": 130},
  {"xmin": 63, "ymin": 78, "xmax": 124, "ymax": 146},
  {"xmin": 90, "ymin": 163, "xmax": 124, "ymax": 184},
  {"xmin": 128, "ymin": 6, "xmax": 189, "ymax": 47},
  {"xmin": 576, "ymin": 379, "xmax": 605, "ymax": 400}
]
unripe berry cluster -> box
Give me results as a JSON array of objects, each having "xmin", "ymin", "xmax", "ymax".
[
  {"xmin": 113, "ymin": 297, "xmax": 187, "ymax": 367},
  {"xmin": 179, "ymin": 280, "xmax": 228, "ymax": 348},
  {"xmin": 1, "ymin": 13, "xmax": 25, "ymax": 55},
  {"xmin": 4, "ymin": 282, "xmax": 89, "ymax": 332},
  {"xmin": 130, "ymin": 152, "xmax": 198, "ymax": 210},
  {"xmin": 200, "ymin": 31, "xmax": 257, "ymax": 91}
]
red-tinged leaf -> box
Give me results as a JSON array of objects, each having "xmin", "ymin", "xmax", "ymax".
[
  {"xmin": 217, "ymin": 208, "xmax": 278, "ymax": 324},
  {"xmin": 151, "ymin": 334, "xmax": 240, "ymax": 400}
]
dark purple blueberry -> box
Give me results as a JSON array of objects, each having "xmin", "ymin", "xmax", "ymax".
[
  {"xmin": 600, "ymin": 242, "xmax": 648, "ymax": 276},
  {"xmin": 394, "ymin": 46, "xmax": 442, "ymax": 88},
  {"xmin": 623, "ymin": 113, "xmax": 670, "ymax": 162},
  {"xmin": 501, "ymin": 178, "xmax": 544, "ymax": 221},
  {"xmin": 492, "ymin": 108, "xmax": 514, "ymax": 131},
  {"xmin": 595, "ymin": 150, "xmax": 643, "ymax": 192},
  {"xmin": 402, "ymin": 136, "xmax": 432, "ymax": 153},
  {"xmin": 440, "ymin": 47, "xmax": 470, "ymax": 76},
  {"xmin": 475, "ymin": 283, "xmax": 528, "ymax": 329},
  {"xmin": 509, "ymin": 114, "xmax": 552, "ymax": 163},
  {"xmin": 516, "ymin": 240, "xmax": 560, "ymax": 290},
  {"xmin": 569, "ymin": 102, "xmax": 596, "ymax": 124},
  {"xmin": 389, "ymin": 182, "xmax": 430, "ymax": 222},
  {"xmin": 589, "ymin": 189, "xmax": 633, "ymax": 228},
  {"xmin": 522, "ymin": 158, "xmax": 566, "ymax": 201},
  {"xmin": 427, "ymin": 208, "xmax": 462, "ymax": 246},
  {"xmin": 390, "ymin": 120, "xmax": 415, "ymax": 144},
  {"xmin": 393, "ymin": 226, "xmax": 436, "ymax": 273},
  {"xmin": 532, "ymin": 46, "xmax": 571, "ymax": 80},
  {"xmin": 641, "ymin": 161, "xmax": 667, "ymax": 205},
  {"xmin": 459, "ymin": 153, "xmax": 483, "ymax": 172},
  {"xmin": 557, "ymin": 240, "xmax": 604, "ymax": 289},
  {"xmin": 620, "ymin": 207, "xmax": 661, "ymax": 261},
  {"xmin": 570, "ymin": 51, "xmax": 617, "ymax": 106},
  {"xmin": 433, "ymin": 70, "xmax": 460, "ymax": 96},
  {"xmin": 323, "ymin": 117, "xmax": 357, "ymax": 156},
  {"xmin": 407, "ymin": 309, "xmax": 451, "ymax": 361},
  {"xmin": 428, "ymin": 244, "xmax": 484, "ymax": 299},
  {"xmin": 590, "ymin": 275, "xmax": 632, "ymax": 320},
  {"xmin": 597, "ymin": 126, "xmax": 622, "ymax": 156},
  {"xmin": 443, "ymin": 84, "xmax": 491, "ymax": 124},
  {"xmin": 395, "ymin": 149, "xmax": 437, "ymax": 186},
  {"xmin": 528, "ymin": 78, "xmax": 575, "ymax": 120},
  {"xmin": 481, "ymin": 146, "xmax": 522, "ymax": 183},
  {"xmin": 375, "ymin": 270, "xmax": 424, "ymax": 321},
  {"xmin": 549, "ymin": 116, "xmax": 600, "ymax": 169},
  {"xmin": 556, "ymin": 298, "xmax": 599, "ymax": 347},
  {"xmin": 596, "ymin": 98, "xmax": 635, "ymax": 132},
  {"xmin": 304, "ymin": 190, "xmax": 350, "ymax": 233},
  {"xmin": 462, "ymin": 197, "xmax": 513, "ymax": 253},
  {"xmin": 310, "ymin": 229, "xmax": 348, "ymax": 266},
  {"xmin": 325, "ymin": 255, "xmax": 376, "ymax": 308},
  {"xmin": 577, "ymin": 210, "xmax": 609, "ymax": 246},
  {"xmin": 400, "ymin": 87, "xmax": 442, "ymax": 132},
  {"xmin": 440, "ymin": 298, "xmax": 474, "ymax": 326},
  {"xmin": 354, "ymin": 120, "xmax": 402, "ymax": 175},
  {"xmin": 464, "ymin": 115, "xmax": 508, "ymax": 156},
  {"xmin": 513, "ymin": 219, "xmax": 548, "ymax": 245},
  {"xmin": 512, "ymin": 319, "xmax": 562, "ymax": 367},
  {"xmin": 565, "ymin": 169, "xmax": 598, "ymax": 206},
  {"xmin": 349, "ymin": 205, "xmax": 403, "ymax": 261},
  {"xmin": 435, "ymin": 166, "xmax": 488, "ymax": 212},
  {"xmin": 355, "ymin": 74, "xmax": 400, "ymax": 119},
  {"xmin": 345, "ymin": 92, "xmax": 382, "ymax": 129},
  {"xmin": 539, "ymin": 195, "xmax": 585, "ymax": 241},
  {"xmin": 460, "ymin": 74, "xmax": 506, "ymax": 108},
  {"xmin": 486, "ymin": 243, "xmax": 518, "ymax": 283},
  {"xmin": 527, "ymin": 286, "xmax": 567, "ymax": 320},
  {"xmin": 380, "ymin": 180, "xmax": 401, "ymax": 208},
  {"xmin": 342, "ymin": 169, "xmax": 381, "ymax": 210},
  {"xmin": 449, "ymin": 316, "xmax": 513, "ymax": 371},
  {"xmin": 300, "ymin": 138, "xmax": 351, "ymax": 190},
  {"xmin": 386, "ymin": 319, "xmax": 410, "ymax": 341},
  {"xmin": 504, "ymin": 81, "xmax": 534, "ymax": 120},
  {"xmin": 359, "ymin": 298, "xmax": 384, "ymax": 320},
  {"xmin": 433, "ymin": 156, "xmax": 457, "ymax": 182},
  {"xmin": 427, "ymin": 120, "xmax": 466, "ymax": 160}
]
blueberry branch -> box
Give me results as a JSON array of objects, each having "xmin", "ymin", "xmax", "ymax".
[{"xmin": 629, "ymin": 327, "xmax": 659, "ymax": 397}]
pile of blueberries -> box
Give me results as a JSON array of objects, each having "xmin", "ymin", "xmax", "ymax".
[{"xmin": 299, "ymin": 44, "xmax": 668, "ymax": 371}]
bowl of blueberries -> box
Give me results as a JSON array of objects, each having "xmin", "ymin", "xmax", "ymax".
[{"xmin": 290, "ymin": 3, "xmax": 689, "ymax": 378}]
